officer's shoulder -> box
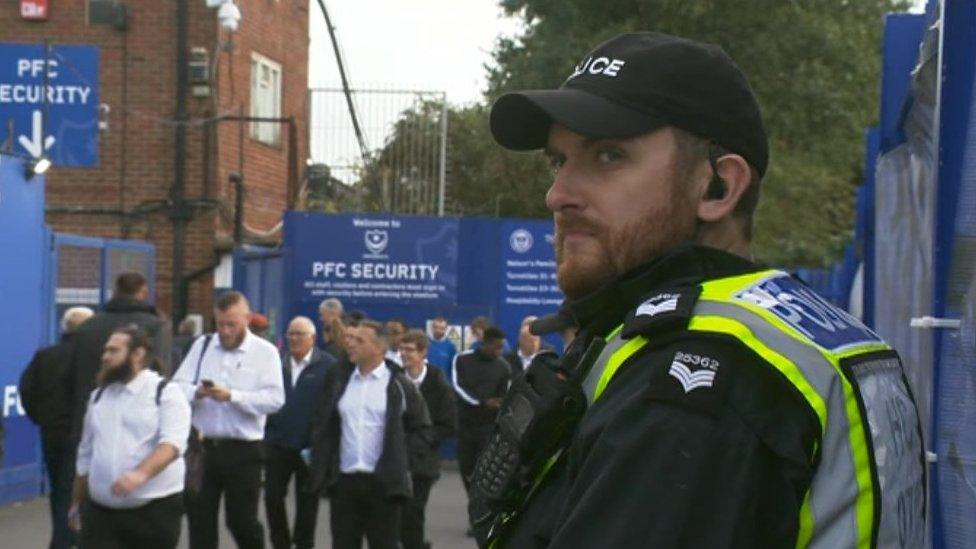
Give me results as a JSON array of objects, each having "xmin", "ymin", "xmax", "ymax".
[
  {"xmin": 620, "ymin": 284, "xmax": 702, "ymax": 340},
  {"xmin": 714, "ymin": 271, "xmax": 884, "ymax": 353}
]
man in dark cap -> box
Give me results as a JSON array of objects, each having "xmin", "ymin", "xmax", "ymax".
[{"xmin": 471, "ymin": 32, "xmax": 925, "ymax": 548}]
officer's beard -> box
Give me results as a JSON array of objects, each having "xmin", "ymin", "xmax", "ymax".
[
  {"xmin": 97, "ymin": 355, "xmax": 137, "ymax": 387},
  {"xmin": 554, "ymin": 189, "xmax": 698, "ymax": 300}
]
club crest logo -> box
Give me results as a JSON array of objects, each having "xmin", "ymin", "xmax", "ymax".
[
  {"xmin": 364, "ymin": 229, "xmax": 389, "ymax": 257},
  {"xmin": 510, "ymin": 229, "xmax": 533, "ymax": 253}
]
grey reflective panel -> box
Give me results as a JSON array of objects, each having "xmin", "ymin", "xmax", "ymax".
[
  {"xmin": 694, "ymin": 300, "xmax": 861, "ymax": 548},
  {"xmin": 581, "ymin": 336, "xmax": 622, "ymax": 404},
  {"xmin": 845, "ymin": 356, "xmax": 926, "ymax": 549}
]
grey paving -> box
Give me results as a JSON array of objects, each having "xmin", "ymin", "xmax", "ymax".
[{"xmin": 0, "ymin": 467, "xmax": 477, "ymax": 548}]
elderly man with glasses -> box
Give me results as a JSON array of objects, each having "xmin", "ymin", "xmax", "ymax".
[{"xmin": 263, "ymin": 316, "xmax": 336, "ymax": 549}]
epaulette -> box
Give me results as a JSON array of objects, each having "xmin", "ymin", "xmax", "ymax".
[{"xmin": 620, "ymin": 285, "xmax": 701, "ymax": 339}]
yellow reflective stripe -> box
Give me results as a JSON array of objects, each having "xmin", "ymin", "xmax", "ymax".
[
  {"xmin": 836, "ymin": 342, "xmax": 890, "ymax": 360},
  {"xmin": 532, "ymin": 452, "xmax": 561, "ymax": 492},
  {"xmin": 842, "ymin": 367, "xmax": 874, "ymax": 549},
  {"xmin": 592, "ymin": 335, "xmax": 649, "ymax": 402},
  {"xmin": 688, "ymin": 315, "xmax": 828, "ymax": 436},
  {"xmin": 698, "ymin": 269, "xmax": 780, "ymax": 299},
  {"xmin": 796, "ymin": 489, "xmax": 814, "ymax": 548}
]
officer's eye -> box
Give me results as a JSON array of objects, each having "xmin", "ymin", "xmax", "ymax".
[
  {"xmin": 546, "ymin": 154, "xmax": 565, "ymax": 174},
  {"xmin": 596, "ymin": 148, "xmax": 624, "ymax": 164}
]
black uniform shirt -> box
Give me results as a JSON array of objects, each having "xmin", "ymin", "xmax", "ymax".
[{"xmin": 505, "ymin": 245, "xmax": 820, "ymax": 549}]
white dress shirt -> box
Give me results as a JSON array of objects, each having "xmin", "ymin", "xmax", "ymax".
[
  {"xmin": 76, "ymin": 369, "xmax": 191, "ymax": 509},
  {"xmin": 406, "ymin": 363, "xmax": 428, "ymax": 387},
  {"xmin": 173, "ymin": 330, "xmax": 285, "ymax": 440},
  {"xmin": 518, "ymin": 348, "xmax": 536, "ymax": 371},
  {"xmin": 384, "ymin": 349, "xmax": 403, "ymax": 366},
  {"xmin": 290, "ymin": 349, "xmax": 313, "ymax": 388},
  {"xmin": 338, "ymin": 363, "xmax": 390, "ymax": 473}
]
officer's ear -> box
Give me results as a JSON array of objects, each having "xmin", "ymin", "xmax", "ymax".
[{"xmin": 696, "ymin": 152, "xmax": 752, "ymax": 223}]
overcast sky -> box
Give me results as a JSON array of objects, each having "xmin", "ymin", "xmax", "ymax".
[{"xmin": 307, "ymin": 0, "xmax": 524, "ymax": 105}]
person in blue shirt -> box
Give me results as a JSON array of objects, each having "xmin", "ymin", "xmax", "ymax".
[
  {"xmin": 425, "ymin": 316, "xmax": 457, "ymax": 377},
  {"xmin": 264, "ymin": 316, "xmax": 335, "ymax": 549}
]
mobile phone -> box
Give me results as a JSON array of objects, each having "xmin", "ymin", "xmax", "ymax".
[{"xmin": 201, "ymin": 379, "xmax": 214, "ymax": 388}]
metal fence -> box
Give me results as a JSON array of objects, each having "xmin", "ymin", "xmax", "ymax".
[
  {"xmin": 50, "ymin": 234, "xmax": 155, "ymax": 340},
  {"xmin": 308, "ymin": 86, "xmax": 448, "ymax": 215}
]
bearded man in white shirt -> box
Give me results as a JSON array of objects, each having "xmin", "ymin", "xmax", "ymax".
[
  {"xmin": 173, "ymin": 291, "xmax": 285, "ymax": 549},
  {"xmin": 70, "ymin": 326, "xmax": 191, "ymax": 549}
]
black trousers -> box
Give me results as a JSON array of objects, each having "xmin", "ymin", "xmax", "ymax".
[
  {"xmin": 401, "ymin": 476, "xmax": 434, "ymax": 549},
  {"xmin": 42, "ymin": 432, "xmax": 76, "ymax": 549},
  {"xmin": 79, "ymin": 493, "xmax": 183, "ymax": 549},
  {"xmin": 187, "ymin": 439, "xmax": 264, "ymax": 549},
  {"xmin": 330, "ymin": 473, "xmax": 402, "ymax": 549},
  {"xmin": 264, "ymin": 443, "xmax": 319, "ymax": 549}
]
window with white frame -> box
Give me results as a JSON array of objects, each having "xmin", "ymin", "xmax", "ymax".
[{"xmin": 250, "ymin": 53, "xmax": 282, "ymax": 146}]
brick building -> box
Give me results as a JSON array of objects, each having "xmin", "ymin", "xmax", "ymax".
[{"xmin": 1, "ymin": 0, "xmax": 309, "ymax": 324}]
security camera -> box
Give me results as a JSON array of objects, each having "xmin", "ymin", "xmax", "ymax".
[{"xmin": 218, "ymin": 1, "xmax": 241, "ymax": 32}]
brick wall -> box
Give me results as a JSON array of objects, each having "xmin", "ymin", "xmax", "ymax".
[{"xmin": 1, "ymin": 0, "xmax": 309, "ymax": 324}]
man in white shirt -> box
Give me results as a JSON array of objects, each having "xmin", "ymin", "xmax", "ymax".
[
  {"xmin": 70, "ymin": 326, "xmax": 191, "ymax": 549},
  {"xmin": 308, "ymin": 321, "xmax": 431, "ymax": 549},
  {"xmin": 173, "ymin": 291, "xmax": 285, "ymax": 549}
]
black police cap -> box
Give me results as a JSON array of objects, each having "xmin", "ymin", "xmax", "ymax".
[{"xmin": 490, "ymin": 32, "xmax": 769, "ymax": 177}]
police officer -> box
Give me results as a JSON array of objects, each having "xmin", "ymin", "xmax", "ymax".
[{"xmin": 473, "ymin": 32, "xmax": 926, "ymax": 548}]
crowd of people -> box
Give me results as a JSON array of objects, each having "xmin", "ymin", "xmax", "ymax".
[{"xmin": 19, "ymin": 271, "xmax": 554, "ymax": 549}]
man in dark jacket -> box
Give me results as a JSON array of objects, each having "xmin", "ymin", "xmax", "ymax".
[
  {"xmin": 264, "ymin": 316, "xmax": 335, "ymax": 549},
  {"xmin": 69, "ymin": 272, "xmax": 170, "ymax": 443},
  {"xmin": 398, "ymin": 329, "xmax": 457, "ymax": 549},
  {"xmin": 309, "ymin": 320, "xmax": 431, "ymax": 549},
  {"xmin": 451, "ymin": 326, "xmax": 510, "ymax": 528},
  {"xmin": 20, "ymin": 306, "xmax": 93, "ymax": 549}
]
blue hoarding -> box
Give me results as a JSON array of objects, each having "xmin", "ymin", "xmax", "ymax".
[
  {"xmin": 496, "ymin": 220, "xmax": 563, "ymax": 350},
  {"xmin": 0, "ymin": 43, "xmax": 100, "ymax": 167},
  {"xmin": 0, "ymin": 153, "xmax": 46, "ymax": 503},
  {"xmin": 286, "ymin": 212, "xmax": 459, "ymax": 305}
]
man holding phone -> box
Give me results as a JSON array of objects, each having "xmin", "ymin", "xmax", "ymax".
[{"xmin": 173, "ymin": 291, "xmax": 285, "ymax": 549}]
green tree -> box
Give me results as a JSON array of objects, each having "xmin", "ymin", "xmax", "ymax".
[{"xmin": 484, "ymin": 0, "xmax": 908, "ymax": 266}]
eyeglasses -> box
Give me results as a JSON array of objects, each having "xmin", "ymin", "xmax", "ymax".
[{"xmin": 286, "ymin": 331, "xmax": 312, "ymax": 337}]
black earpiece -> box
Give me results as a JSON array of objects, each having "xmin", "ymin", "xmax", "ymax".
[
  {"xmin": 706, "ymin": 175, "xmax": 727, "ymax": 200},
  {"xmin": 705, "ymin": 142, "xmax": 728, "ymax": 200}
]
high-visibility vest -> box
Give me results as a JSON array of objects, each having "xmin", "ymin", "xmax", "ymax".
[{"xmin": 578, "ymin": 269, "xmax": 926, "ymax": 549}]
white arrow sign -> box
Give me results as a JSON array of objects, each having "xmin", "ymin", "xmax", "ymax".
[{"xmin": 17, "ymin": 110, "xmax": 56, "ymax": 159}]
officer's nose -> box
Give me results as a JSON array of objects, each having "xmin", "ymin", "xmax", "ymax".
[{"xmin": 546, "ymin": 164, "xmax": 584, "ymax": 213}]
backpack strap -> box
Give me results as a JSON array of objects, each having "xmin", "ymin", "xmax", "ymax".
[
  {"xmin": 93, "ymin": 386, "xmax": 106, "ymax": 403},
  {"xmin": 155, "ymin": 378, "xmax": 170, "ymax": 406},
  {"xmin": 192, "ymin": 334, "xmax": 214, "ymax": 384}
]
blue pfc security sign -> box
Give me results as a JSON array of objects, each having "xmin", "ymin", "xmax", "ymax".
[
  {"xmin": 286, "ymin": 212, "xmax": 459, "ymax": 304},
  {"xmin": 0, "ymin": 43, "xmax": 100, "ymax": 167}
]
